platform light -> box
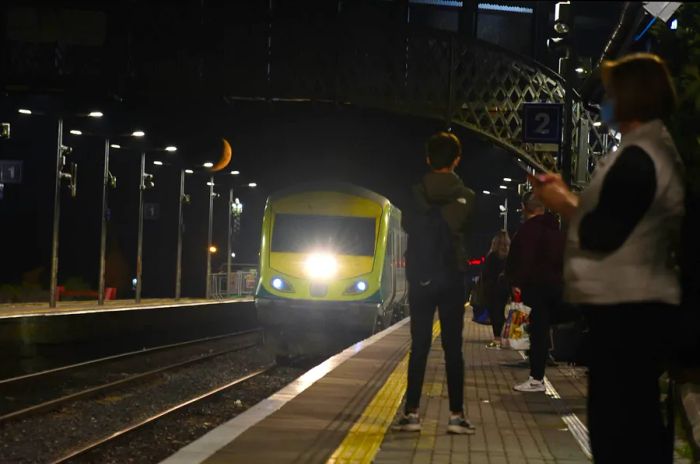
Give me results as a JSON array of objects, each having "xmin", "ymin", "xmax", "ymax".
[
  {"xmin": 185, "ymin": 169, "xmax": 194, "ymax": 174},
  {"xmin": 483, "ymin": 190, "xmax": 491, "ymax": 195},
  {"xmin": 88, "ymin": 111, "xmax": 103, "ymax": 118},
  {"xmin": 18, "ymin": 108, "xmax": 32, "ymax": 115},
  {"xmin": 230, "ymin": 170, "xmax": 240, "ymax": 175},
  {"xmin": 203, "ymin": 161, "xmax": 213, "ymax": 168},
  {"xmin": 503, "ymin": 177, "xmax": 512, "ymax": 182},
  {"xmin": 206, "ymin": 181, "xmax": 214, "ymax": 186},
  {"xmin": 69, "ymin": 129, "xmax": 82, "ymax": 135},
  {"xmin": 304, "ymin": 253, "xmax": 338, "ymax": 280},
  {"xmin": 499, "ymin": 205, "xmax": 506, "ymax": 212},
  {"xmin": 671, "ymin": 19, "xmax": 678, "ymax": 30},
  {"xmin": 209, "ymin": 245, "xmax": 217, "ymax": 253},
  {"xmin": 132, "ymin": 130, "xmax": 145, "ymax": 137},
  {"xmin": 593, "ymin": 121, "xmax": 602, "ymax": 127},
  {"xmin": 153, "ymin": 160, "xmax": 163, "ymax": 166},
  {"xmin": 231, "ymin": 252, "xmax": 236, "ymax": 258},
  {"xmin": 499, "ymin": 185, "xmax": 507, "ymax": 190},
  {"xmin": 248, "ymin": 182, "xmax": 257, "ymax": 188},
  {"xmin": 575, "ymin": 67, "xmax": 585, "ymax": 74},
  {"xmin": 165, "ymin": 146, "xmax": 177, "ymax": 152},
  {"xmin": 110, "ymin": 144, "xmax": 121, "ymax": 149}
]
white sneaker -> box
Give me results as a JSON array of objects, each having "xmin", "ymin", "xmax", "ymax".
[
  {"xmin": 513, "ymin": 376, "xmax": 545, "ymax": 392},
  {"xmin": 392, "ymin": 413, "xmax": 421, "ymax": 432}
]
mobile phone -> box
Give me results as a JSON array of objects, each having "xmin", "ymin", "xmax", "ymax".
[{"xmin": 514, "ymin": 155, "xmax": 548, "ymax": 174}]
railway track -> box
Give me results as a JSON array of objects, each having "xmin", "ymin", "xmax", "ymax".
[
  {"xmin": 51, "ymin": 365, "xmax": 274, "ymax": 464},
  {"xmin": 0, "ymin": 329, "xmax": 263, "ymax": 423}
]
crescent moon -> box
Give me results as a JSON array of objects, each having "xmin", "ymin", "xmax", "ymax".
[{"xmin": 210, "ymin": 138, "xmax": 232, "ymax": 172}]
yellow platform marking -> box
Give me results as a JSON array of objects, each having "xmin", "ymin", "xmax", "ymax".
[{"xmin": 327, "ymin": 319, "xmax": 441, "ymax": 464}]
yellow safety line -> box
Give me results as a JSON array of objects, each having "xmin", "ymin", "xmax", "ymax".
[{"xmin": 327, "ymin": 319, "xmax": 441, "ymax": 464}]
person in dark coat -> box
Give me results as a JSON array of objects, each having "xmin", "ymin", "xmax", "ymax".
[
  {"xmin": 482, "ymin": 230, "xmax": 510, "ymax": 348},
  {"xmin": 506, "ymin": 192, "xmax": 564, "ymax": 392},
  {"xmin": 394, "ymin": 131, "xmax": 476, "ymax": 435}
]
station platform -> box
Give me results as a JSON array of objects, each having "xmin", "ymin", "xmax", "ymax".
[
  {"xmin": 162, "ymin": 317, "xmax": 591, "ymax": 464},
  {"xmin": 0, "ymin": 297, "xmax": 253, "ymax": 319}
]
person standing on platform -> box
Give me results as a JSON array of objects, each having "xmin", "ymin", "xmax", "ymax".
[
  {"xmin": 530, "ymin": 53, "xmax": 683, "ymax": 463},
  {"xmin": 482, "ymin": 230, "xmax": 511, "ymax": 349},
  {"xmin": 506, "ymin": 192, "xmax": 564, "ymax": 392},
  {"xmin": 394, "ymin": 131, "xmax": 476, "ymax": 435}
]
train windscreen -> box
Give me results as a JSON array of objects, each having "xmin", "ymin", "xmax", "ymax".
[{"xmin": 271, "ymin": 214, "xmax": 376, "ymax": 256}]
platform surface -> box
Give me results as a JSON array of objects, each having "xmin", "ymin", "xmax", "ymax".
[
  {"xmin": 0, "ymin": 297, "xmax": 253, "ymax": 319},
  {"xmin": 163, "ymin": 317, "xmax": 592, "ymax": 464}
]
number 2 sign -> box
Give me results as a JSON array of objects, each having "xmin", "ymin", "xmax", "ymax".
[{"xmin": 522, "ymin": 103, "xmax": 563, "ymax": 144}]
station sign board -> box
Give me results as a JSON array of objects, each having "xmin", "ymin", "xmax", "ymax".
[{"xmin": 522, "ymin": 103, "xmax": 563, "ymax": 144}]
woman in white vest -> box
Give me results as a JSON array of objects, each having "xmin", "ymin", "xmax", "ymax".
[{"xmin": 531, "ymin": 53, "xmax": 683, "ymax": 464}]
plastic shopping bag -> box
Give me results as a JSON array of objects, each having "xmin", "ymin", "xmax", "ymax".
[{"xmin": 500, "ymin": 295, "xmax": 532, "ymax": 351}]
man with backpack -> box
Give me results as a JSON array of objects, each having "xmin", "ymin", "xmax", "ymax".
[{"xmin": 394, "ymin": 131, "xmax": 476, "ymax": 435}]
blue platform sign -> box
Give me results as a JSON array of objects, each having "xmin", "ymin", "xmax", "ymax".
[
  {"xmin": 522, "ymin": 103, "xmax": 563, "ymax": 144},
  {"xmin": 0, "ymin": 160, "xmax": 22, "ymax": 184}
]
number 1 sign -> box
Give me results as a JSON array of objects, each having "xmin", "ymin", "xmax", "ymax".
[{"xmin": 522, "ymin": 103, "xmax": 563, "ymax": 144}]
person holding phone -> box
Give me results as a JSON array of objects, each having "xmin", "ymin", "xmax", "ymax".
[{"xmin": 530, "ymin": 53, "xmax": 683, "ymax": 464}]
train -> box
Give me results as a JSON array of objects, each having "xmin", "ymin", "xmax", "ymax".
[{"xmin": 255, "ymin": 182, "xmax": 408, "ymax": 358}]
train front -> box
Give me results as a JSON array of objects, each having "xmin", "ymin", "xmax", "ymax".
[{"xmin": 255, "ymin": 187, "xmax": 388, "ymax": 358}]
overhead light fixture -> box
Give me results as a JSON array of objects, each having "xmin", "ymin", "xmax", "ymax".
[
  {"xmin": 69, "ymin": 130, "xmax": 82, "ymax": 135},
  {"xmin": 132, "ymin": 130, "xmax": 145, "ymax": 137},
  {"xmin": 248, "ymin": 182, "xmax": 257, "ymax": 188},
  {"xmin": 499, "ymin": 185, "xmax": 507, "ymax": 190},
  {"xmin": 185, "ymin": 169, "xmax": 194, "ymax": 174},
  {"xmin": 499, "ymin": 205, "xmax": 506, "ymax": 212},
  {"xmin": 230, "ymin": 170, "xmax": 240, "ymax": 175},
  {"xmin": 209, "ymin": 245, "xmax": 217, "ymax": 253},
  {"xmin": 165, "ymin": 146, "xmax": 177, "ymax": 152},
  {"xmin": 206, "ymin": 181, "xmax": 215, "ymax": 186},
  {"xmin": 88, "ymin": 111, "xmax": 103, "ymax": 118},
  {"xmin": 671, "ymin": 19, "xmax": 678, "ymax": 30},
  {"xmin": 203, "ymin": 162, "xmax": 213, "ymax": 168},
  {"xmin": 18, "ymin": 109, "xmax": 32, "ymax": 115},
  {"xmin": 575, "ymin": 67, "xmax": 585, "ymax": 74},
  {"xmin": 153, "ymin": 160, "xmax": 163, "ymax": 166},
  {"xmin": 482, "ymin": 190, "xmax": 491, "ymax": 195},
  {"xmin": 110, "ymin": 144, "xmax": 121, "ymax": 149},
  {"xmin": 503, "ymin": 177, "xmax": 512, "ymax": 182},
  {"xmin": 593, "ymin": 121, "xmax": 602, "ymax": 127}
]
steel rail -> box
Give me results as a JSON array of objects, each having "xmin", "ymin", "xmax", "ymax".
[
  {"xmin": 0, "ymin": 331, "xmax": 262, "ymax": 423},
  {"xmin": 50, "ymin": 366, "xmax": 273, "ymax": 464},
  {"xmin": 0, "ymin": 328, "xmax": 261, "ymax": 386}
]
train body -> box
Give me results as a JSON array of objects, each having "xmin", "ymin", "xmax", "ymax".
[{"xmin": 255, "ymin": 182, "xmax": 408, "ymax": 357}]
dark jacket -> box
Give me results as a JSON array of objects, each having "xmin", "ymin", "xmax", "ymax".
[
  {"xmin": 481, "ymin": 251, "xmax": 507, "ymax": 307},
  {"xmin": 506, "ymin": 213, "xmax": 564, "ymax": 287},
  {"xmin": 410, "ymin": 172, "xmax": 475, "ymax": 272}
]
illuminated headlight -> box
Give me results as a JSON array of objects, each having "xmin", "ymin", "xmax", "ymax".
[
  {"xmin": 270, "ymin": 277, "xmax": 293, "ymax": 292},
  {"xmin": 344, "ymin": 280, "xmax": 368, "ymax": 295},
  {"xmin": 304, "ymin": 253, "xmax": 338, "ymax": 280}
]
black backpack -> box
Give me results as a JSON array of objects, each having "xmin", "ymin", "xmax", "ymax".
[{"xmin": 405, "ymin": 207, "xmax": 456, "ymax": 288}]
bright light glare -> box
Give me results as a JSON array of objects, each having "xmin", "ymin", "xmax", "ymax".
[
  {"xmin": 499, "ymin": 185, "xmax": 507, "ymax": 190},
  {"xmin": 185, "ymin": 169, "xmax": 194, "ymax": 174},
  {"xmin": 206, "ymin": 181, "xmax": 214, "ymax": 186},
  {"xmin": 110, "ymin": 144, "xmax": 121, "ymax": 149},
  {"xmin": 593, "ymin": 121, "xmax": 602, "ymax": 127},
  {"xmin": 18, "ymin": 109, "xmax": 32, "ymax": 115},
  {"xmin": 671, "ymin": 19, "xmax": 678, "ymax": 30},
  {"xmin": 248, "ymin": 182, "xmax": 257, "ymax": 188},
  {"xmin": 499, "ymin": 205, "xmax": 506, "ymax": 212},
  {"xmin": 483, "ymin": 190, "xmax": 490, "ymax": 195},
  {"xmin": 153, "ymin": 160, "xmax": 163, "ymax": 166},
  {"xmin": 503, "ymin": 177, "xmax": 512, "ymax": 182},
  {"xmin": 230, "ymin": 170, "xmax": 240, "ymax": 175},
  {"xmin": 88, "ymin": 111, "xmax": 103, "ymax": 118},
  {"xmin": 209, "ymin": 245, "xmax": 217, "ymax": 253},
  {"xmin": 272, "ymin": 278, "xmax": 284, "ymax": 290},
  {"xmin": 203, "ymin": 162, "xmax": 214, "ymax": 168},
  {"xmin": 165, "ymin": 146, "xmax": 177, "ymax": 152},
  {"xmin": 575, "ymin": 67, "xmax": 585, "ymax": 74},
  {"xmin": 304, "ymin": 253, "xmax": 338, "ymax": 280},
  {"xmin": 231, "ymin": 252, "xmax": 236, "ymax": 258},
  {"xmin": 69, "ymin": 130, "xmax": 82, "ymax": 135},
  {"xmin": 132, "ymin": 130, "xmax": 145, "ymax": 137}
]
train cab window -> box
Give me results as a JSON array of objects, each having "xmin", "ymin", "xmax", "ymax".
[{"xmin": 271, "ymin": 214, "xmax": 376, "ymax": 256}]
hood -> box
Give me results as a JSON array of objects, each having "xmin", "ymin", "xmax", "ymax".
[
  {"xmin": 527, "ymin": 212, "xmax": 561, "ymax": 230},
  {"xmin": 420, "ymin": 172, "xmax": 465, "ymax": 204}
]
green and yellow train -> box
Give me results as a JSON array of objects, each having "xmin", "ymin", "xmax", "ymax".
[{"xmin": 255, "ymin": 182, "xmax": 408, "ymax": 357}]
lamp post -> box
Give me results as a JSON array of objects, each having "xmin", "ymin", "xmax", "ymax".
[
  {"xmin": 49, "ymin": 118, "xmax": 64, "ymax": 308},
  {"xmin": 136, "ymin": 152, "xmax": 146, "ymax": 303},
  {"xmin": 206, "ymin": 176, "xmax": 215, "ymax": 299},
  {"xmin": 97, "ymin": 139, "xmax": 110, "ymax": 305},
  {"xmin": 175, "ymin": 168, "xmax": 188, "ymax": 299}
]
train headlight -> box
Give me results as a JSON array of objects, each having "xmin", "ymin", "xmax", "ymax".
[
  {"xmin": 344, "ymin": 280, "xmax": 368, "ymax": 295},
  {"xmin": 304, "ymin": 253, "xmax": 338, "ymax": 280},
  {"xmin": 270, "ymin": 277, "xmax": 294, "ymax": 292}
]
